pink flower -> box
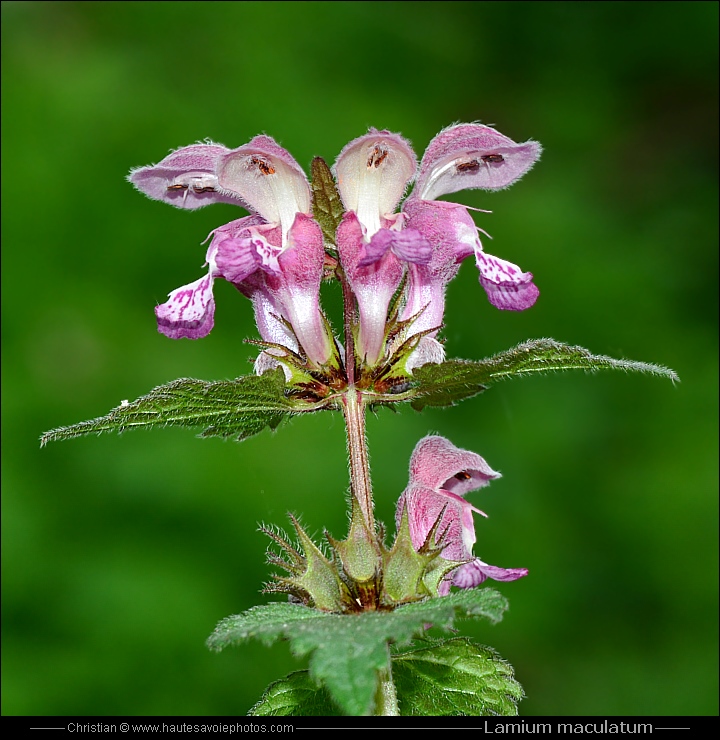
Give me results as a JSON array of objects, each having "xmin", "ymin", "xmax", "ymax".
[
  {"xmin": 396, "ymin": 435, "xmax": 528, "ymax": 595},
  {"xmin": 333, "ymin": 130, "xmax": 432, "ymax": 366},
  {"xmin": 400, "ymin": 124, "xmax": 542, "ymax": 363},
  {"xmin": 128, "ymin": 137, "xmax": 333, "ymax": 370},
  {"xmin": 331, "ymin": 124, "xmax": 541, "ymax": 370}
]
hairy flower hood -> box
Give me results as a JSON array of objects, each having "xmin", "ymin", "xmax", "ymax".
[{"xmin": 412, "ymin": 123, "xmax": 541, "ymax": 202}]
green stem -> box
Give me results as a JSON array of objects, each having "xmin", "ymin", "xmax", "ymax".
[
  {"xmin": 342, "ymin": 388, "xmax": 374, "ymax": 532},
  {"xmin": 374, "ymin": 650, "xmax": 400, "ymax": 716},
  {"xmin": 339, "ymin": 269, "xmax": 375, "ymax": 531}
]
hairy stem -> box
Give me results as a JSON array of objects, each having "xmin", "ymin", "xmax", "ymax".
[
  {"xmin": 342, "ymin": 389, "xmax": 374, "ymax": 532},
  {"xmin": 339, "ymin": 269, "xmax": 374, "ymax": 530},
  {"xmin": 374, "ymin": 650, "xmax": 400, "ymax": 716}
]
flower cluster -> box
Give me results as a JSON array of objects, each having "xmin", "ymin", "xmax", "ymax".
[
  {"xmin": 129, "ymin": 124, "xmax": 540, "ymax": 377},
  {"xmin": 397, "ymin": 436, "xmax": 528, "ymax": 595}
]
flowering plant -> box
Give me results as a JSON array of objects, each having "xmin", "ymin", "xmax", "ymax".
[{"xmin": 42, "ymin": 123, "xmax": 676, "ymax": 716}]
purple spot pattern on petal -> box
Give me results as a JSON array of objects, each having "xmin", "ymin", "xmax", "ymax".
[
  {"xmin": 155, "ymin": 274, "xmax": 215, "ymax": 340},
  {"xmin": 476, "ymin": 252, "xmax": 539, "ymax": 311},
  {"xmin": 480, "ymin": 275, "xmax": 540, "ymax": 311}
]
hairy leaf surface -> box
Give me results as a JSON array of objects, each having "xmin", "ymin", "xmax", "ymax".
[
  {"xmin": 408, "ymin": 338, "xmax": 678, "ymax": 410},
  {"xmin": 41, "ymin": 368, "xmax": 295, "ymax": 445},
  {"xmin": 208, "ymin": 589, "xmax": 508, "ymax": 716},
  {"xmin": 249, "ymin": 637, "xmax": 522, "ymax": 716},
  {"xmin": 393, "ymin": 637, "xmax": 523, "ymax": 716}
]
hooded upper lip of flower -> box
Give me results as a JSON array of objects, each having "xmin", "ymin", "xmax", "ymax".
[
  {"xmin": 396, "ymin": 435, "xmax": 528, "ymax": 593},
  {"xmin": 412, "ymin": 122, "xmax": 542, "ymax": 202},
  {"xmin": 128, "ymin": 136, "xmax": 311, "ymax": 237},
  {"xmin": 333, "ymin": 129, "xmax": 416, "ymax": 243},
  {"xmin": 128, "ymin": 136, "xmax": 333, "ymax": 369}
]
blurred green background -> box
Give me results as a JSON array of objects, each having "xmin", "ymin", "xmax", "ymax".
[{"xmin": 2, "ymin": 0, "xmax": 717, "ymax": 717}]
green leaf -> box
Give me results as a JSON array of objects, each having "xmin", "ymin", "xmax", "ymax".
[
  {"xmin": 409, "ymin": 338, "xmax": 679, "ymax": 410},
  {"xmin": 249, "ymin": 671, "xmax": 341, "ymax": 716},
  {"xmin": 40, "ymin": 368, "xmax": 296, "ymax": 445},
  {"xmin": 207, "ymin": 589, "xmax": 508, "ymax": 716},
  {"xmin": 249, "ymin": 636, "xmax": 523, "ymax": 716},
  {"xmin": 408, "ymin": 360, "xmax": 489, "ymax": 410},
  {"xmin": 311, "ymin": 156, "xmax": 345, "ymax": 247},
  {"xmin": 393, "ymin": 638, "xmax": 524, "ymax": 716}
]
